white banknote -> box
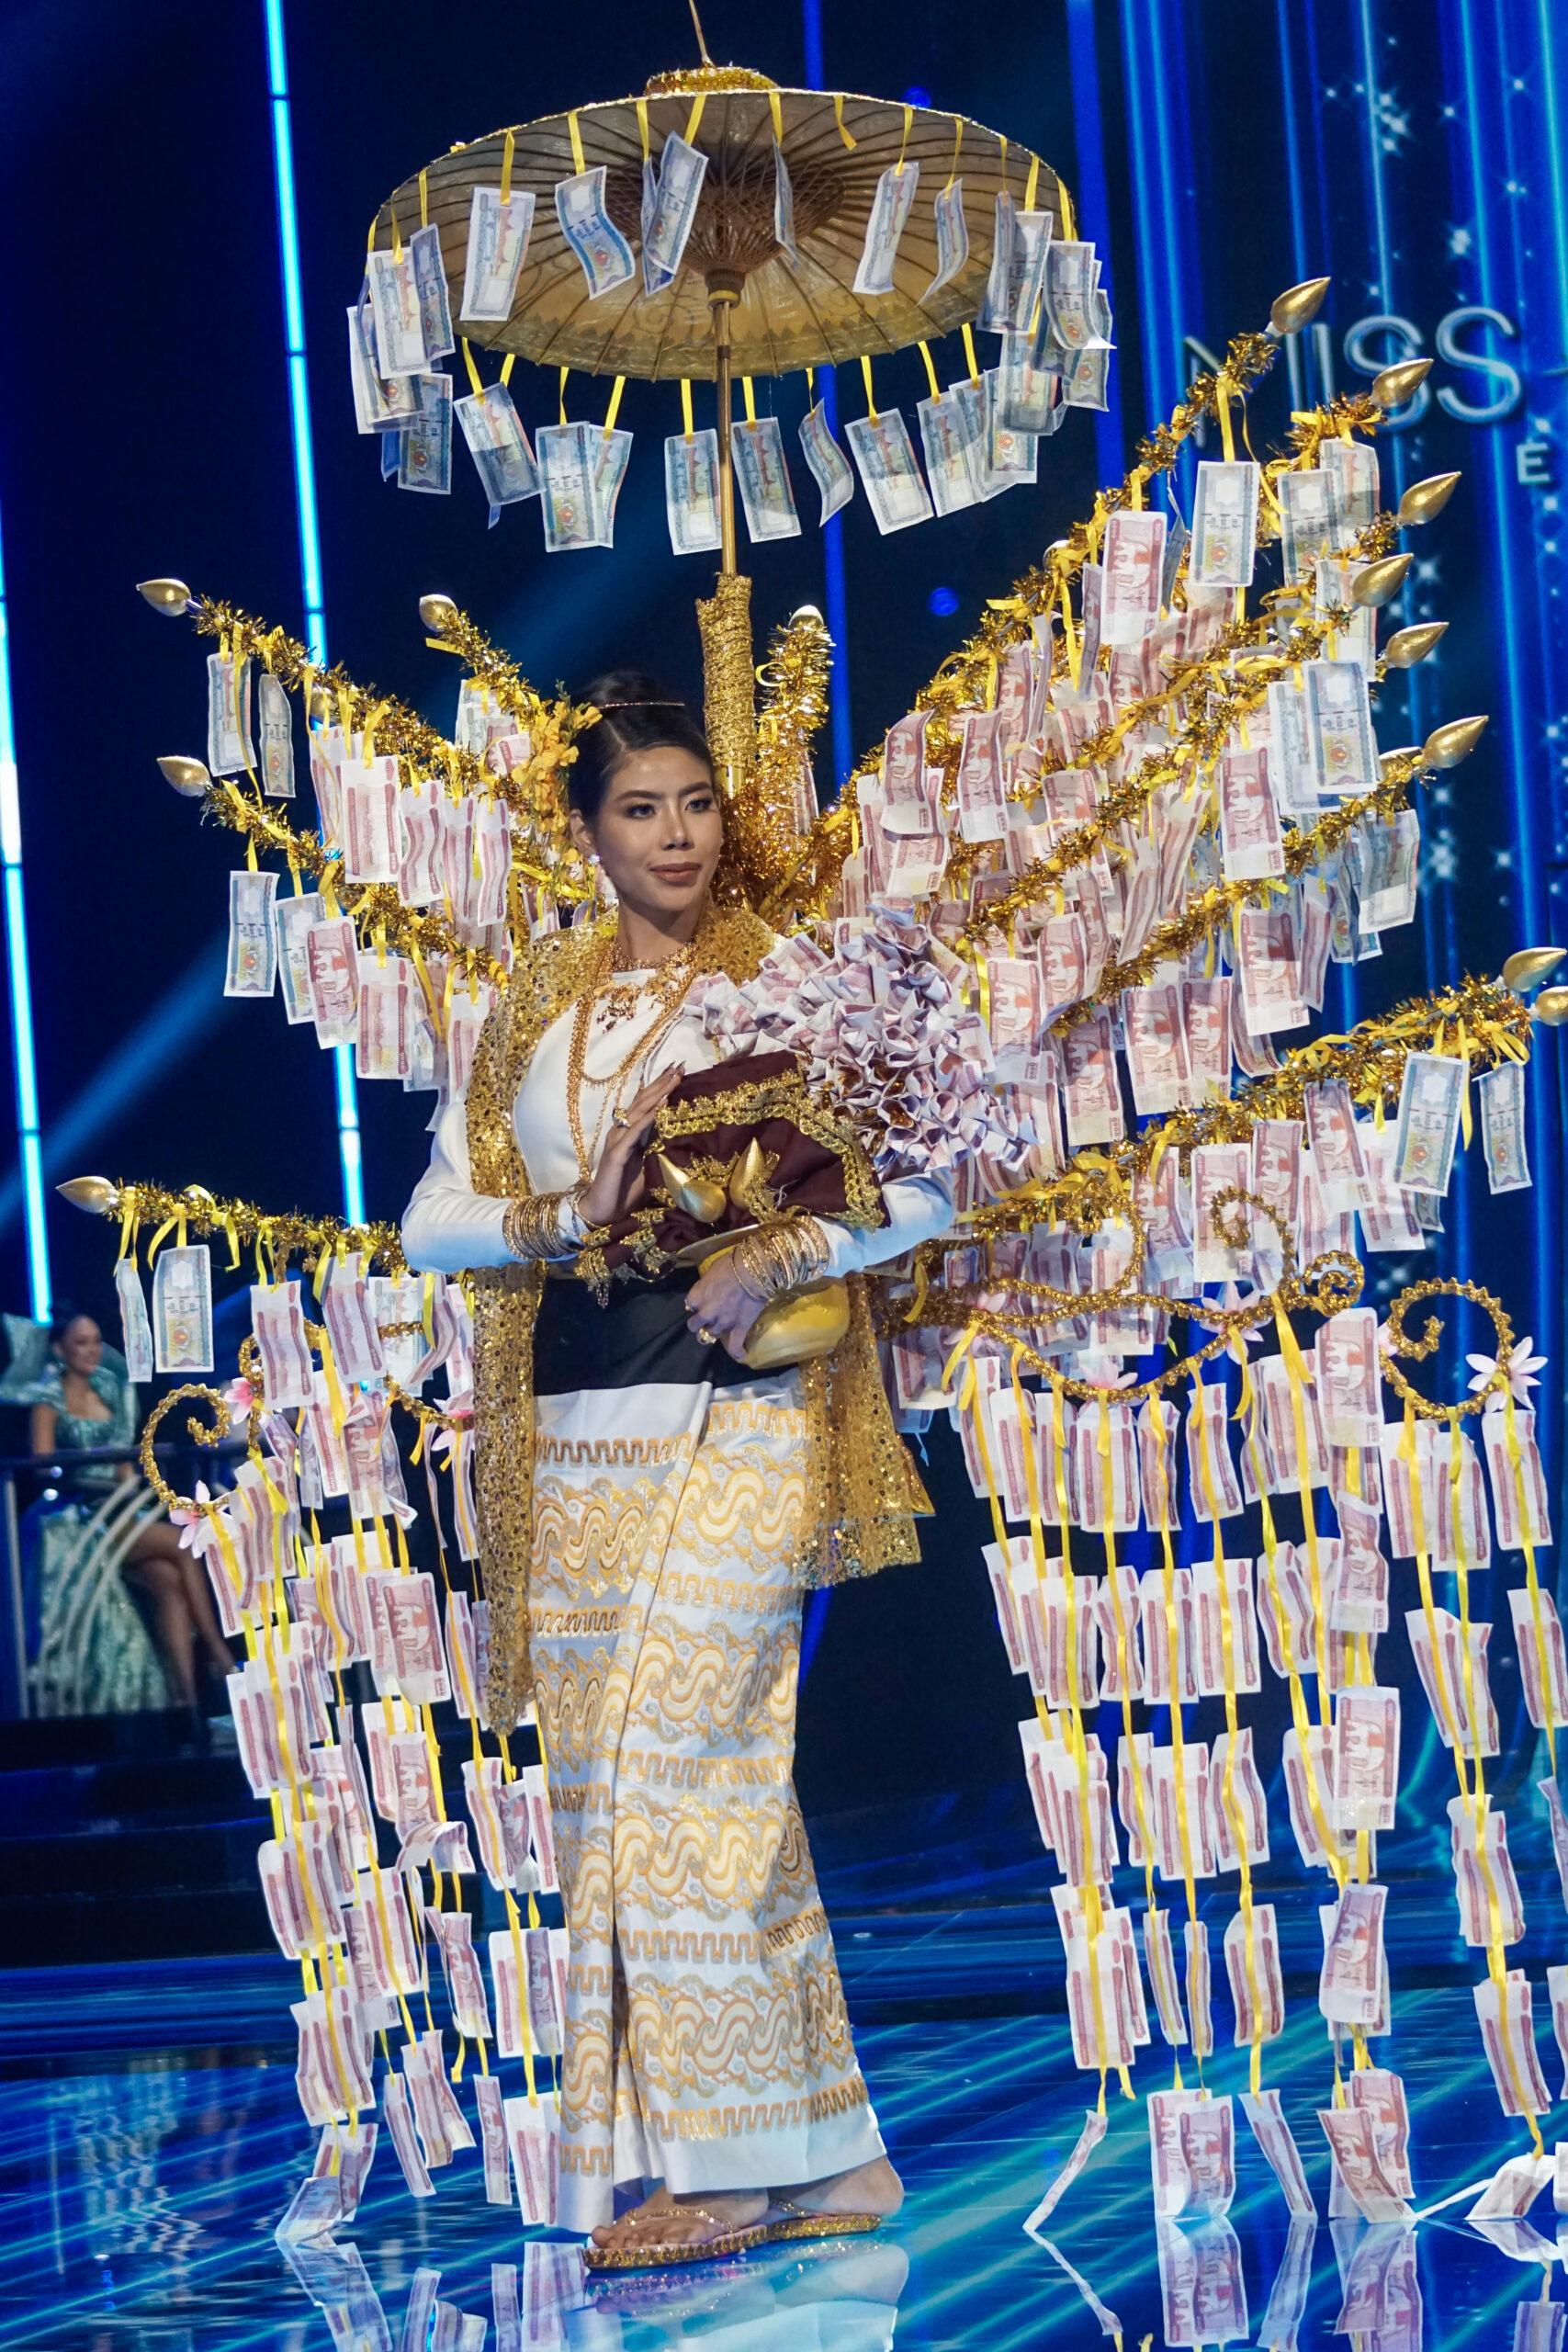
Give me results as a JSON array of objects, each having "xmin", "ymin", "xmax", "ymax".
[
  {"xmin": 917, "ymin": 389, "xmax": 979, "ymax": 515},
  {"xmin": 208, "ymin": 652, "xmax": 254, "ymax": 779},
  {"xmin": 994, "ymin": 329, "xmax": 1058, "ymax": 435},
  {"xmin": 773, "ymin": 139, "xmax": 798, "ymax": 266},
  {"xmin": 356, "ymin": 956, "xmax": 409, "ymax": 1081},
  {"xmin": 642, "ymin": 133, "xmax": 706, "ymax": 293},
  {"xmin": 852, "ymin": 160, "xmax": 919, "ymax": 297},
  {"xmin": 305, "ymin": 915, "xmax": 360, "ymax": 1047},
  {"xmin": 984, "ymin": 370, "xmax": 1036, "ymax": 485},
  {"xmin": 1393, "ymin": 1050, "xmax": 1464, "ymax": 1195},
  {"xmin": 555, "ymin": 168, "xmax": 635, "ymax": 299},
  {"xmin": 1100, "ymin": 509, "xmax": 1166, "ymax": 645},
  {"xmin": 398, "ymin": 372, "xmax": 452, "ymax": 495},
  {"xmin": 458, "ymin": 187, "xmax": 536, "ymax": 323},
  {"xmin": 344, "ymin": 759, "xmax": 400, "ymax": 884},
  {"xmin": 980, "ymin": 196, "xmax": 1051, "ymax": 333},
  {"xmin": 1303, "ymin": 660, "xmax": 1378, "ymax": 794},
  {"xmin": 365, "ymin": 248, "xmax": 426, "ymax": 378},
  {"xmin": 1044, "ymin": 239, "xmax": 1094, "ymax": 348},
  {"xmin": 798, "ymin": 401, "xmax": 855, "ymax": 522},
  {"xmin": 455, "ymin": 379, "xmax": 538, "ymax": 507},
  {"xmin": 733, "ymin": 415, "xmax": 800, "ymax": 541},
  {"xmin": 664, "ymin": 429, "xmax": 723, "ymax": 553},
  {"xmin": 1279, "ymin": 467, "xmax": 1335, "ymax": 584},
  {"xmin": 226, "ymin": 869, "xmax": 278, "ymax": 998},
  {"xmin": 1190, "ymin": 460, "xmax": 1260, "ymax": 588},
  {"xmin": 592, "ymin": 424, "xmax": 632, "ymax": 544},
  {"xmin": 114, "ymin": 1260, "xmax": 154, "ymax": 1385},
  {"xmin": 153, "ymin": 1243, "xmax": 214, "ymax": 1375},
  {"xmin": 274, "ymin": 889, "xmax": 323, "ymax": 1024},
  {"xmin": 346, "ymin": 301, "xmax": 416, "ymax": 435},
  {"xmin": 847, "ymin": 411, "xmax": 932, "ymax": 532},
  {"xmin": 1324, "ymin": 435, "xmax": 1379, "ymax": 548},
  {"xmin": 536, "ymin": 421, "xmax": 604, "ymax": 550},
  {"xmin": 1480, "ymin": 1057, "xmax": 1530, "ymax": 1193},
  {"xmin": 409, "ymin": 221, "xmax": 454, "ymax": 361},
  {"xmin": 257, "ymin": 671, "xmax": 295, "ymax": 798},
  {"xmin": 922, "ymin": 179, "xmax": 969, "ymax": 298}
]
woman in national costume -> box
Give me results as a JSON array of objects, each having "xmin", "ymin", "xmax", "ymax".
[{"xmin": 401, "ymin": 677, "xmax": 952, "ymax": 2267}]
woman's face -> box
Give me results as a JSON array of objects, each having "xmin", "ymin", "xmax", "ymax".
[
  {"xmin": 569, "ymin": 747, "xmax": 723, "ymax": 930},
  {"xmin": 58, "ymin": 1317, "xmax": 102, "ymax": 1375}
]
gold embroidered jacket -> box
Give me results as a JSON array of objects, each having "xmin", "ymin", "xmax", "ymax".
[{"xmin": 464, "ymin": 905, "xmax": 930, "ymax": 1725}]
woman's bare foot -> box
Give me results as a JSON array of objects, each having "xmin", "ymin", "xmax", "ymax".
[
  {"xmin": 588, "ymin": 2183, "xmax": 769, "ymax": 2257},
  {"xmin": 767, "ymin": 2155, "xmax": 904, "ymax": 2218}
]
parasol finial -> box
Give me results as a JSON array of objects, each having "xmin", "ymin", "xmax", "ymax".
[{"xmin": 687, "ymin": 0, "xmax": 714, "ymax": 66}]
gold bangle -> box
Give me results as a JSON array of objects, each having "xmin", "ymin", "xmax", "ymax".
[
  {"xmin": 502, "ymin": 1186, "xmax": 585, "ymax": 1262},
  {"xmin": 731, "ymin": 1217, "xmax": 829, "ymax": 1302}
]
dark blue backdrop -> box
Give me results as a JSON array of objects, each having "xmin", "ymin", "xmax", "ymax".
[{"xmin": 1, "ymin": 0, "xmax": 1563, "ymax": 1824}]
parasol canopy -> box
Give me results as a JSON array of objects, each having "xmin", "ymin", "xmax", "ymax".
[{"xmin": 372, "ymin": 68, "xmax": 1066, "ymax": 384}]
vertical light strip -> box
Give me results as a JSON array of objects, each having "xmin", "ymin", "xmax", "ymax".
[
  {"xmin": 0, "ymin": 514, "xmax": 49, "ymax": 1318},
  {"xmin": 1064, "ymin": 0, "xmax": 1125, "ymax": 484},
  {"xmin": 801, "ymin": 0, "xmax": 854, "ymax": 789},
  {"xmin": 263, "ymin": 0, "xmax": 364, "ymax": 1224}
]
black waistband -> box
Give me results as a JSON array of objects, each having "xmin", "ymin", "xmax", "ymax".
[{"xmin": 533, "ymin": 1268, "xmax": 760, "ymax": 1395}]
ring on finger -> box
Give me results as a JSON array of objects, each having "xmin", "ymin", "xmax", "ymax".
[{"xmin": 694, "ymin": 1326, "xmax": 718, "ymax": 1346}]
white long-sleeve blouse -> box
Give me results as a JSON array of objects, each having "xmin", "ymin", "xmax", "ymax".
[{"xmin": 400, "ymin": 974, "xmax": 953, "ymax": 1276}]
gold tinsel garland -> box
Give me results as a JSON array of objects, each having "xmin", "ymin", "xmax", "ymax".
[
  {"xmin": 192, "ymin": 594, "xmax": 589, "ymax": 865},
  {"xmin": 199, "ymin": 777, "xmax": 506, "ymax": 989},
  {"xmin": 1045, "ymin": 749, "xmax": 1427, "ymax": 1025},
  {"xmin": 67, "ymin": 1178, "xmax": 407, "ymax": 1279}
]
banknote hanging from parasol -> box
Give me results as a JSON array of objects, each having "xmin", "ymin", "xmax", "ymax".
[{"xmin": 369, "ymin": 58, "xmax": 1069, "ymax": 576}]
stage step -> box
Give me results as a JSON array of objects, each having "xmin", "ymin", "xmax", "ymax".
[{"xmin": 0, "ymin": 1710, "xmax": 497, "ymax": 1967}]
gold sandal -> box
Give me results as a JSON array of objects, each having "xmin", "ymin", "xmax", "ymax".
[
  {"xmin": 760, "ymin": 2196, "xmax": 886, "ymax": 2245},
  {"xmin": 582, "ymin": 2201, "xmax": 774, "ymax": 2273}
]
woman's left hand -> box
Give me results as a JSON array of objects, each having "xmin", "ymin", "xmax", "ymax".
[{"xmin": 685, "ymin": 1251, "xmax": 761, "ymax": 1363}]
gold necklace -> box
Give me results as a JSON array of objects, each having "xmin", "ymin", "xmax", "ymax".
[
  {"xmin": 598, "ymin": 932, "xmax": 699, "ymax": 1030},
  {"xmin": 565, "ymin": 933, "xmax": 704, "ymax": 1182}
]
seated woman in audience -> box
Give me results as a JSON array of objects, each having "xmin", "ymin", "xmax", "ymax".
[{"xmin": 0, "ymin": 1306, "xmax": 234, "ymax": 1717}]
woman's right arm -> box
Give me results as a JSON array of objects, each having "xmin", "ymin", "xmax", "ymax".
[
  {"xmin": 400, "ymin": 1101, "xmax": 513, "ymax": 1275},
  {"xmin": 30, "ymin": 1403, "xmax": 57, "ymax": 1459}
]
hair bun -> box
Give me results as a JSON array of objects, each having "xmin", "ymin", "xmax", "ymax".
[
  {"xmin": 582, "ymin": 668, "xmax": 673, "ymax": 712},
  {"xmin": 570, "ymin": 673, "xmax": 712, "ymax": 821}
]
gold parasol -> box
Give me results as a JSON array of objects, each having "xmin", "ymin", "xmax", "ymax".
[
  {"xmin": 374, "ymin": 65, "xmax": 1065, "ymax": 571},
  {"xmin": 373, "ymin": 51, "xmax": 1068, "ymax": 822}
]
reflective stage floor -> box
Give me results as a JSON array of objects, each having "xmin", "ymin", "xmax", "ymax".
[{"xmin": 2, "ymin": 1909, "xmax": 1564, "ymax": 2352}]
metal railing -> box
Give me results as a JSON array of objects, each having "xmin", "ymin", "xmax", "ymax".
[{"xmin": 0, "ymin": 1438, "xmax": 245, "ymax": 1719}]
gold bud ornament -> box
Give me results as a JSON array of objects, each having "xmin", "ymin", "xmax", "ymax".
[
  {"xmin": 1268, "ymin": 277, "xmax": 1331, "ymax": 337},
  {"xmin": 136, "ymin": 578, "xmax": 193, "ymax": 616},
  {"xmin": 1502, "ymin": 947, "xmax": 1566, "ymax": 993},
  {"xmin": 419, "ymin": 593, "xmax": 460, "ymax": 636},
  {"xmin": 1383, "ymin": 622, "xmax": 1448, "ymax": 670},
  {"xmin": 1370, "ymin": 356, "xmax": 1432, "ymax": 409},
  {"xmin": 57, "ymin": 1176, "xmax": 120, "ymax": 1215},
  {"xmin": 1397, "ymin": 471, "xmax": 1461, "ymax": 526},
  {"xmin": 726, "ymin": 1139, "xmax": 770, "ymax": 1213},
  {"xmin": 1422, "ymin": 715, "xmax": 1488, "ymax": 770},
  {"xmin": 1531, "ymin": 987, "xmax": 1568, "ymax": 1026},
  {"xmin": 1351, "ymin": 552, "xmax": 1414, "ymax": 607},
  {"xmin": 651, "ymin": 1150, "xmax": 728, "ymax": 1225},
  {"xmin": 157, "ymin": 756, "xmax": 211, "ymax": 797}
]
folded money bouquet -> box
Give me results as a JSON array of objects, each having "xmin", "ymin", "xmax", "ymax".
[{"xmin": 693, "ymin": 901, "xmax": 1037, "ymax": 1187}]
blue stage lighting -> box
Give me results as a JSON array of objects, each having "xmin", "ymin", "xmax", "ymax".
[
  {"xmin": 263, "ymin": 0, "xmax": 364, "ymax": 1225},
  {"xmin": 0, "ymin": 513, "xmax": 49, "ymax": 1318},
  {"xmin": 929, "ymin": 585, "xmax": 959, "ymax": 616}
]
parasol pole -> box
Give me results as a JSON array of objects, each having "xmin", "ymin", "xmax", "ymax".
[{"xmin": 707, "ymin": 274, "xmax": 742, "ymax": 575}]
